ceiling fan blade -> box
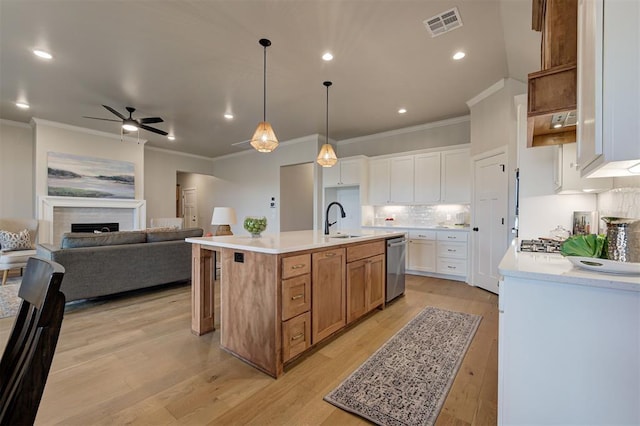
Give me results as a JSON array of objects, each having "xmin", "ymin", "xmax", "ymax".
[
  {"xmin": 82, "ymin": 116, "xmax": 121, "ymax": 122},
  {"xmin": 102, "ymin": 105, "xmax": 125, "ymax": 120},
  {"xmin": 139, "ymin": 124, "xmax": 168, "ymax": 136},
  {"xmin": 139, "ymin": 117, "xmax": 163, "ymax": 124}
]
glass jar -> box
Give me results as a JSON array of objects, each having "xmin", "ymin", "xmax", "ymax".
[{"xmin": 243, "ymin": 216, "xmax": 267, "ymax": 237}]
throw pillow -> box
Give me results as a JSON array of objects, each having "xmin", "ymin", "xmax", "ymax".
[{"xmin": 0, "ymin": 229, "xmax": 32, "ymax": 252}]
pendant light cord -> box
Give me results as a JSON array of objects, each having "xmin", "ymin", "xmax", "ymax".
[
  {"xmin": 323, "ymin": 81, "xmax": 332, "ymax": 145},
  {"xmin": 263, "ymin": 45, "xmax": 267, "ymax": 122}
]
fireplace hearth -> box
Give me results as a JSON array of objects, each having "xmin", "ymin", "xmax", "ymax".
[{"xmin": 71, "ymin": 222, "xmax": 120, "ymax": 233}]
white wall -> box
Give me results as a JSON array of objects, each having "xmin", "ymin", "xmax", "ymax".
[
  {"xmin": 177, "ymin": 171, "xmax": 219, "ymax": 235},
  {"xmin": 32, "ymin": 118, "xmax": 145, "ymax": 203},
  {"xmin": 337, "ymin": 116, "xmax": 470, "ymax": 158},
  {"xmin": 0, "ymin": 120, "xmax": 33, "ymax": 218},
  {"xmin": 144, "ymin": 147, "xmax": 214, "ymax": 223},
  {"xmin": 210, "ymin": 135, "xmax": 322, "ymax": 235}
]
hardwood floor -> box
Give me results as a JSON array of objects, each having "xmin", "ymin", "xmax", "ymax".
[{"xmin": 0, "ymin": 275, "xmax": 498, "ymax": 425}]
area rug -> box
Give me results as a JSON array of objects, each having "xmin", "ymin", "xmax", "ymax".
[
  {"xmin": 0, "ymin": 278, "xmax": 21, "ymax": 319},
  {"xmin": 324, "ymin": 306, "xmax": 481, "ymax": 426}
]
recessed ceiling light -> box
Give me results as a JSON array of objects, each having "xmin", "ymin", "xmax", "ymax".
[
  {"xmin": 322, "ymin": 52, "xmax": 334, "ymax": 61},
  {"xmin": 452, "ymin": 51, "xmax": 466, "ymax": 60},
  {"xmin": 16, "ymin": 102, "xmax": 30, "ymax": 109},
  {"xmin": 398, "ymin": 108, "xmax": 407, "ymax": 114},
  {"xmin": 33, "ymin": 49, "xmax": 53, "ymax": 60},
  {"xmin": 167, "ymin": 135, "xmax": 176, "ymax": 141},
  {"xmin": 224, "ymin": 113, "xmax": 234, "ymax": 119}
]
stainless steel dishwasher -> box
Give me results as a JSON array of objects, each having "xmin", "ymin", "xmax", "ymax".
[{"xmin": 386, "ymin": 236, "xmax": 407, "ymax": 302}]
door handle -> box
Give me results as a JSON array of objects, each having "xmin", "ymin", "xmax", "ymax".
[{"xmin": 473, "ymin": 227, "xmax": 479, "ymax": 231}]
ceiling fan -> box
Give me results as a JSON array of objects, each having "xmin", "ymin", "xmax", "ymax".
[{"xmin": 83, "ymin": 105, "xmax": 168, "ymax": 136}]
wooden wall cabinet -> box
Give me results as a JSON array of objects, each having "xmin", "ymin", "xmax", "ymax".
[
  {"xmin": 527, "ymin": 0, "xmax": 578, "ymax": 147},
  {"xmin": 346, "ymin": 241, "xmax": 385, "ymax": 325},
  {"xmin": 311, "ymin": 248, "xmax": 346, "ymax": 344}
]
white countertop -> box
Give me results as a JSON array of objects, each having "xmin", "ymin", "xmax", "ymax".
[
  {"xmin": 186, "ymin": 229, "xmax": 407, "ymax": 255},
  {"xmin": 362, "ymin": 225, "xmax": 470, "ymax": 232},
  {"xmin": 498, "ymin": 240, "xmax": 640, "ymax": 292}
]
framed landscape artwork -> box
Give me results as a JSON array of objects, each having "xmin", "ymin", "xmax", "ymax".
[{"xmin": 47, "ymin": 152, "xmax": 135, "ymax": 199}]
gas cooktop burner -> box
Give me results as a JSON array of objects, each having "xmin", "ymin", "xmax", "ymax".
[{"xmin": 520, "ymin": 239, "xmax": 563, "ymax": 253}]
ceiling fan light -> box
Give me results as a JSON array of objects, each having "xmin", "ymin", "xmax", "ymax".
[
  {"xmin": 122, "ymin": 120, "xmax": 138, "ymax": 132},
  {"xmin": 317, "ymin": 143, "xmax": 338, "ymax": 167},
  {"xmin": 250, "ymin": 121, "xmax": 278, "ymax": 152}
]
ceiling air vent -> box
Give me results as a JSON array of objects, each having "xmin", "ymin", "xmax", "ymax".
[{"xmin": 423, "ymin": 7, "xmax": 463, "ymax": 38}]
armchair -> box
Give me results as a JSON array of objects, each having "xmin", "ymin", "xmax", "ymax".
[{"xmin": 0, "ymin": 218, "xmax": 38, "ymax": 285}]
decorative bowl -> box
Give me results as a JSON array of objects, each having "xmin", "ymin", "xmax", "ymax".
[{"xmin": 244, "ymin": 216, "xmax": 267, "ymax": 237}]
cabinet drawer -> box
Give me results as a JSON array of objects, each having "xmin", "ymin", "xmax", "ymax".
[
  {"xmin": 437, "ymin": 242, "xmax": 467, "ymax": 259},
  {"xmin": 437, "ymin": 231, "xmax": 468, "ymax": 242},
  {"xmin": 282, "ymin": 312, "xmax": 311, "ymax": 362},
  {"xmin": 346, "ymin": 240, "xmax": 385, "ymax": 263},
  {"xmin": 281, "ymin": 274, "xmax": 311, "ymax": 321},
  {"xmin": 282, "ymin": 254, "xmax": 311, "ymax": 279},
  {"xmin": 437, "ymin": 258, "xmax": 467, "ymax": 276},
  {"xmin": 408, "ymin": 230, "xmax": 436, "ymax": 240}
]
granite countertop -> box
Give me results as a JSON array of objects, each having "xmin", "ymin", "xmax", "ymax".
[
  {"xmin": 498, "ymin": 240, "xmax": 640, "ymax": 292},
  {"xmin": 186, "ymin": 229, "xmax": 407, "ymax": 255}
]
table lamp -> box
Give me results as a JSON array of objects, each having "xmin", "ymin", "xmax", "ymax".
[{"xmin": 211, "ymin": 207, "xmax": 237, "ymax": 236}]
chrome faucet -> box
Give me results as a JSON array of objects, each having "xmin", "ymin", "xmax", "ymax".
[{"xmin": 324, "ymin": 201, "xmax": 346, "ymax": 235}]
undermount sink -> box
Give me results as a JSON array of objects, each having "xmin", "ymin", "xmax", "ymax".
[{"xmin": 329, "ymin": 234, "xmax": 362, "ymax": 239}]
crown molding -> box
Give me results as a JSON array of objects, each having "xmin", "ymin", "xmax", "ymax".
[
  {"xmin": 144, "ymin": 145, "xmax": 214, "ymax": 161},
  {"xmin": 337, "ymin": 115, "xmax": 470, "ymax": 146},
  {"xmin": 466, "ymin": 79, "xmax": 506, "ymax": 108},
  {"xmin": 0, "ymin": 119, "xmax": 32, "ymax": 129},
  {"xmin": 30, "ymin": 117, "xmax": 146, "ymax": 144}
]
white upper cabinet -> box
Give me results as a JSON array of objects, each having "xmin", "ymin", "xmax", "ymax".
[
  {"xmin": 414, "ymin": 153, "xmax": 441, "ymax": 203},
  {"xmin": 389, "ymin": 156, "xmax": 414, "ymax": 203},
  {"xmin": 554, "ymin": 142, "xmax": 612, "ymax": 194},
  {"xmin": 368, "ymin": 158, "xmax": 391, "ymax": 205},
  {"xmin": 577, "ymin": 0, "xmax": 640, "ymax": 177},
  {"xmin": 441, "ymin": 149, "xmax": 471, "ymax": 203},
  {"xmin": 367, "ymin": 147, "xmax": 471, "ymax": 205},
  {"xmin": 323, "ymin": 157, "xmax": 367, "ymax": 187}
]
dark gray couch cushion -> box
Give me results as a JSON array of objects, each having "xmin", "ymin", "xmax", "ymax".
[
  {"xmin": 145, "ymin": 227, "xmax": 203, "ymax": 243},
  {"xmin": 61, "ymin": 231, "xmax": 147, "ymax": 248}
]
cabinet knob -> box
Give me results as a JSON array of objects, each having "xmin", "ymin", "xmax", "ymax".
[{"xmin": 473, "ymin": 227, "xmax": 479, "ymax": 231}]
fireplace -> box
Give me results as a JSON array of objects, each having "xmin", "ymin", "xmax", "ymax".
[
  {"xmin": 71, "ymin": 222, "xmax": 120, "ymax": 233},
  {"xmin": 38, "ymin": 196, "xmax": 146, "ymax": 245}
]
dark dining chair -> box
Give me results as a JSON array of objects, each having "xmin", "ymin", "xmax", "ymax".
[{"xmin": 0, "ymin": 257, "xmax": 65, "ymax": 426}]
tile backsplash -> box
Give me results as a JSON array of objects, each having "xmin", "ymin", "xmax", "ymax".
[
  {"xmin": 597, "ymin": 186, "xmax": 640, "ymax": 231},
  {"xmin": 368, "ymin": 204, "xmax": 470, "ymax": 228}
]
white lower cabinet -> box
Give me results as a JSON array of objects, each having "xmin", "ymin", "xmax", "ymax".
[
  {"xmin": 407, "ymin": 231, "xmax": 436, "ymax": 272},
  {"xmin": 499, "ymin": 273, "xmax": 640, "ymax": 425},
  {"xmin": 405, "ymin": 229, "xmax": 469, "ymax": 281},
  {"xmin": 436, "ymin": 231, "xmax": 467, "ymax": 277}
]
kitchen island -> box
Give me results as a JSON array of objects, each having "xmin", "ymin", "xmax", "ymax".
[
  {"xmin": 186, "ymin": 229, "xmax": 406, "ymax": 378},
  {"xmin": 497, "ymin": 241, "xmax": 640, "ymax": 425}
]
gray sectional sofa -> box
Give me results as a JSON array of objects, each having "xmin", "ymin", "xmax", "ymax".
[{"xmin": 36, "ymin": 227, "xmax": 203, "ymax": 302}]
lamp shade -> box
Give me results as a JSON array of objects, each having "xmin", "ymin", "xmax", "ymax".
[
  {"xmin": 211, "ymin": 207, "xmax": 237, "ymax": 225},
  {"xmin": 317, "ymin": 143, "xmax": 338, "ymax": 167},
  {"xmin": 250, "ymin": 121, "xmax": 279, "ymax": 152}
]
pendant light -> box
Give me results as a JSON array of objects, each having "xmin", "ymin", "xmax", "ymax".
[
  {"xmin": 317, "ymin": 81, "xmax": 338, "ymax": 167},
  {"xmin": 250, "ymin": 38, "xmax": 279, "ymax": 153}
]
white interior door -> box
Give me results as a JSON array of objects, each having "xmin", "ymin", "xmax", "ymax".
[
  {"xmin": 182, "ymin": 187, "xmax": 198, "ymax": 228},
  {"xmin": 472, "ymin": 152, "xmax": 508, "ymax": 294}
]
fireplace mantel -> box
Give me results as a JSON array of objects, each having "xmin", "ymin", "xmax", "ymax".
[{"xmin": 38, "ymin": 196, "xmax": 146, "ymax": 244}]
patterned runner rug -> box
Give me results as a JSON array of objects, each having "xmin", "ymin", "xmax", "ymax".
[
  {"xmin": 0, "ymin": 277, "xmax": 21, "ymax": 319},
  {"xmin": 324, "ymin": 306, "xmax": 481, "ymax": 426}
]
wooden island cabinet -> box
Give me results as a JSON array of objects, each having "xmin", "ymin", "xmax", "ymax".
[{"xmin": 187, "ymin": 230, "xmax": 405, "ymax": 378}]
